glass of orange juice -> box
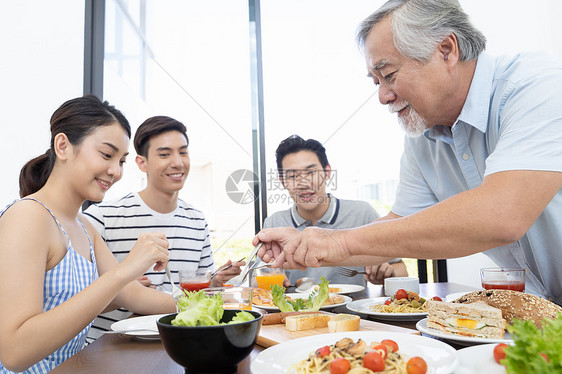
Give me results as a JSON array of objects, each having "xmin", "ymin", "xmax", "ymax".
[
  {"xmin": 203, "ymin": 287, "xmax": 253, "ymax": 310},
  {"xmin": 255, "ymin": 267, "xmax": 285, "ymax": 290}
]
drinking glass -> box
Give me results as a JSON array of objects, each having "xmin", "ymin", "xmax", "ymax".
[
  {"xmin": 179, "ymin": 269, "xmax": 212, "ymax": 292},
  {"xmin": 203, "ymin": 286, "xmax": 253, "ymax": 310},
  {"xmin": 255, "ymin": 267, "xmax": 285, "ymax": 290},
  {"xmin": 480, "ymin": 267, "xmax": 525, "ymax": 292}
]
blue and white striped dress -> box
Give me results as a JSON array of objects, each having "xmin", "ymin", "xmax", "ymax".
[{"xmin": 0, "ymin": 198, "xmax": 98, "ymax": 373}]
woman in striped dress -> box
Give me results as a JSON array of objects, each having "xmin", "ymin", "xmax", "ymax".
[{"xmin": 0, "ymin": 96, "xmax": 176, "ymax": 373}]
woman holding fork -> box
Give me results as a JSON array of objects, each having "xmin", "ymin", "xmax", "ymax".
[{"xmin": 0, "ymin": 96, "xmax": 176, "ymax": 373}]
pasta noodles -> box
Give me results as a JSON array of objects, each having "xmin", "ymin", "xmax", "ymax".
[
  {"xmin": 369, "ymin": 298, "xmax": 429, "ymax": 314},
  {"xmin": 291, "ymin": 338, "xmax": 408, "ymax": 374}
]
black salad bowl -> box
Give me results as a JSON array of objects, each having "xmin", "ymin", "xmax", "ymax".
[{"xmin": 157, "ymin": 310, "xmax": 263, "ymax": 374}]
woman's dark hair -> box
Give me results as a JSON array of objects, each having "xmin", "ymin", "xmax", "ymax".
[
  {"xmin": 19, "ymin": 95, "xmax": 130, "ymax": 197},
  {"xmin": 133, "ymin": 116, "xmax": 188, "ymax": 157},
  {"xmin": 275, "ymin": 135, "xmax": 329, "ymax": 180}
]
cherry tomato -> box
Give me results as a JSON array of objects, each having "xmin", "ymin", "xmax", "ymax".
[
  {"xmin": 380, "ymin": 339, "xmax": 399, "ymax": 353},
  {"xmin": 363, "ymin": 351, "xmax": 385, "ymax": 372},
  {"xmin": 540, "ymin": 352, "xmax": 550, "ymax": 363},
  {"xmin": 395, "ymin": 289, "xmax": 408, "ymax": 300},
  {"xmin": 316, "ymin": 345, "xmax": 330, "ymax": 357},
  {"xmin": 493, "ymin": 343, "xmax": 508, "ymax": 364},
  {"xmin": 370, "ymin": 344, "xmax": 388, "ymax": 359},
  {"xmin": 431, "ymin": 296, "xmax": 443, "ymax": 301},
  {"xmin": 330, "ymin": 357, "xmax": 351, "ymax": 374},
  {"xmin": 406, "ymin": 357, "xmax": 428, "ymax": 374},
  {"xmin": 384, "ymin": 298, "xmax": 392, "ymax": 305}
]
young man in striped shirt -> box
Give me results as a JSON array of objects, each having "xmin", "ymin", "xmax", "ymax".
[{"xmin": 84, "ymin": 116, "xmax": 244, "ymax": 342}]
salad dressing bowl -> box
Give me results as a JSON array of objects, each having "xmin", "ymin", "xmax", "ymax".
[{"xmin": 157, "ymin": 310, "xmax": 263, "ymax": 373}]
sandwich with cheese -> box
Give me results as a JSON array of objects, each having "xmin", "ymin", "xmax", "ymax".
[{"xmin": 426, "ymin": 300, "xmax": 506, "ymax": 339}]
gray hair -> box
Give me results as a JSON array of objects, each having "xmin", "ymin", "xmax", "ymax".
[{"xmin": 356, "ymin": 0, "xmax": 486, "ymax": 62}]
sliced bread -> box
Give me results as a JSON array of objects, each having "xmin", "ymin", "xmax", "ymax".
[{"xmin": 328, "ymin": 314, "xmax": 360, "ymax": 333}]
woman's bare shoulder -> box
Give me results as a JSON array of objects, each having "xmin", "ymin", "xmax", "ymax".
[{"xmin": 0, "ymin": 199, "xmax": 57, "ymax": 236}]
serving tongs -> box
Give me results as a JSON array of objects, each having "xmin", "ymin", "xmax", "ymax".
[{"xmin": 225, "ymin": 242, "xmax": 263, "ymax": 286}]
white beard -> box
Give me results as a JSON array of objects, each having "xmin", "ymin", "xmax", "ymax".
[{"xmin": 389, "ymin": 102, "xmax": 429, "ymax": 138}]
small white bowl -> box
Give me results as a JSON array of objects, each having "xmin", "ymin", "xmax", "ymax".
[{"xmin": 384, "ymin": 277, "xmax": 420, "ymax": 296}]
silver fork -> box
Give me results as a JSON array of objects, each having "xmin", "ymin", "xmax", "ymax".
[
  {"xmin": 336, "ymin": 267, "xmax": 367, "ymax": 277},
  {"xmin": 165, "ymin": 265, "xmax": 183, "ymax": 310}
]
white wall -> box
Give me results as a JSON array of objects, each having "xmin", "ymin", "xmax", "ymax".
[{"xmin": 0, "ymin": 1, "xmax": 84, "ymax": 208}]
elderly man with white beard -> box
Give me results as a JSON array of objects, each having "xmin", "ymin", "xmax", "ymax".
[{"xmin": 252, "ymin": 0, "xmax": 562, "ymax": 306}]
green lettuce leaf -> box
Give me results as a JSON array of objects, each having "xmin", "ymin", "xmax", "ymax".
[
  {"xmin": 503, "ymin": 313, "xmax": 562, "ymax": 373},
  {"xmin": 172, "ymin": 290, "xmax": 224, "ymax": 326},
  {"xmin": 228, "ymin": 311, "xmax": 255, "ymax": 324},
  {"xmin": 305, "ymin": 276, "xmax": 330, "ymax": 311},
  {"xmin": 271, "ymin": 284, "xmax": 295, "ymax": 312}
]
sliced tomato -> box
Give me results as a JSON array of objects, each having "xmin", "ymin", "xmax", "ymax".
[
  {"xmin": 330, "ymin": 357, "xmax": 351, "ymax": 374},
  {"xmin": 370, "ymin": 344, "xmax": 388, "ymax": 359},
  {"xmin": 384, "ymin": 298, "xmax": 392, "ymax": 305},
  {"xmin": 316, "ymin": 345, "xmax": 330, "ymax": 357},
  {"xmin": 363, "ymin": 351, "xmax": 385, "ymax": 372},
  {"xmin": 380, "ymin": 339, "xmax": 399, "ymax": 353},
  {"xmin": 431, "ymin": 296, "xmax": 442, "ymax": 301},
  {"xmin": 406, "ymin": 357, "xmax": 427, "ymax": 374},
  {"xmin": 395, "ymin": 289, "xmax": 408, "ymax": 300},
  {"xmin": 493, "ymin": 343, "xmax": 508, "ymax": 364}
]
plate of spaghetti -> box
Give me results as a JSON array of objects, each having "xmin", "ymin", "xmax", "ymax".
[
  {"xmin": 346, "ymin": 297, "xmax": 428, "ymax": 321},
  {"xmin": 250, "ymin": 331, "xmax": 458, "ymax": 374}
]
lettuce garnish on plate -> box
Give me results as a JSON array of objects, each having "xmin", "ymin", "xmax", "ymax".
[
  {"xmin": 503, "ymin": 314, "xmax": 562, "ymax": 373},
  {"xmin": 171, "ymin": 290, "xmax": 255, "ymax": 326},
  {"xmin": 271, "ymin": 276, "xmax": 330, "ymax": 312}
]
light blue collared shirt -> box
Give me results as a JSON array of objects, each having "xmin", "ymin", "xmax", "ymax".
[{"xmin": 393, "ymin": 52, "xmax": 562, "ymax": 304}]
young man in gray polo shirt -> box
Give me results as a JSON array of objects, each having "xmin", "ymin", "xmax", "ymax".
[{"xmin": 263, "ymin": 135, "xmax": 407, "ymax": 287}]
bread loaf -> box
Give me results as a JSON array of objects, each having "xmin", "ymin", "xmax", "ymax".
[
  {"xmin": 453, "ymin": 290, "xmax": 562, "ymax": 328},
  {"xmin": 328, "ymin": 314, "xmax": 360, "ymax": 333}
]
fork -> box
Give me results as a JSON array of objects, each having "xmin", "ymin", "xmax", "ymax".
[
  {"xmin": 165, "ymin": 265, "xmax": 183, "ymax": 310},
  {"xmin": 336, "ymin": 267, "xmax": 367, "ymax": 277}
]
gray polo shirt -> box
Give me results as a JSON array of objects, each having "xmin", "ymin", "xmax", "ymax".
[{"xmin": 263, "ymin": 195, "xmax": 380, "ymax": 287}]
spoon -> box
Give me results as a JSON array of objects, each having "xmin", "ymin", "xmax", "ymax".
[{"xmin": 293, "ymin": 277, "xmax": 315, "ymax": 292}]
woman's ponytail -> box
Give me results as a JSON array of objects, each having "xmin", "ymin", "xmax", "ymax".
[{"xmin": 19, "ymin": 149, "xmax": 54, "ymax": 197}]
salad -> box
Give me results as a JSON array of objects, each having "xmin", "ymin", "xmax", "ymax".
[
  {"xmin": 172, "ymin": 290, "xmax": 255, "ymax": 326},
  {"xmin": 496, "ymin": 314, "xmax": 562, "ymax": 373},
  {"xmin": 271, "ymin": 276, "xmax": 330, "ymax": 312}
]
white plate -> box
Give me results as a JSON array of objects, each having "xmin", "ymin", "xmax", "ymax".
[
  {"xmin": 455, "ymin": 344, "xmax": 507, "ymax": 374},
  {"xmin": 295, "ymin": 283, "xmax": 365, "ymax": 295},
  {"xmin": 416, "ymin": 318, "xmax": 513, "ymax": 346},
  {"xmin": 253, "ymin": 293, "xmax": 351, "ymax": 311},
  {"xmin": 251, "ymin": 330, "xmax": 458, "ymax": 374},
  {"xmin": 110, "ymin": 314, "xmax": 167, "ymax": 340},
  {"xmin": 345, "ymin": 297, "xmax": 428, "ymax": 321},
  {"xmin": 445, "ymin": 292, "xmax": 472, "ymax": 302}
]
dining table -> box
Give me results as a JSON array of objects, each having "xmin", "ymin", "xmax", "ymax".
[{"xmin": 51, "ymin": 282, "xmax": 479, "ymax": 374}]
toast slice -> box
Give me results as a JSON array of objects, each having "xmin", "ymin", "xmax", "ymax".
[
  {"xmin": 285, "ymin": 313, "xmax": 331, "ymax": 331},
  {"xmin": 328, "ymin": 314, "xmax": 360, "ymax": 333}
]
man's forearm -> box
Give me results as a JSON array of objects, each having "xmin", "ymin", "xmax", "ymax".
[{"xmin": 346, "ymin": 170, "xmax": 561, "ymax": 260}]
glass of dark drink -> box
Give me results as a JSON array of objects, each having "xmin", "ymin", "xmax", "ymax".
[
  {"xmin": 179, "ymin": 269, "xmax": 212, "ymax": 292},
  {"xmin": 480, "ymin": 267, "xmax": 525, "ymax": 292}
]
